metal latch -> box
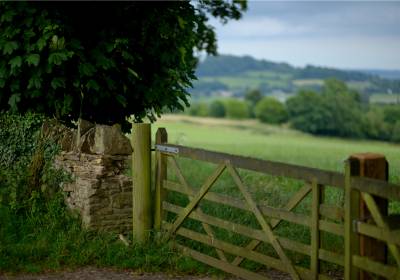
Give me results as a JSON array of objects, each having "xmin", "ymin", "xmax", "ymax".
[{"xmin": 155, "ymin": 145, "xmax": 179, "ymax": 154}]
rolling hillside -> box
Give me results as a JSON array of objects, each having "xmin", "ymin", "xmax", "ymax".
[{"xmin": 191, "ymin": 55, "xmax": 400, "ymax": 102}]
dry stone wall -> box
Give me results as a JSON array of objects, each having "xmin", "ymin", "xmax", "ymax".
[{"xmin": 53, "ymin": 120, "xmax": 133, "ymax": 233}]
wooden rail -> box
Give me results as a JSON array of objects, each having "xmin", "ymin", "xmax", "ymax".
[{"xmin": 150, "ymin": 128, "xmax": 400, "ymax": 280}]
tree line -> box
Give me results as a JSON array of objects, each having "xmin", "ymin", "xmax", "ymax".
[{"xmin": 187, "ymin": 79, "xmax": 400, "ymax": 143}]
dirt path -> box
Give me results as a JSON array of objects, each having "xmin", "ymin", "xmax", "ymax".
[{"xmin": 0, "ymin": 267, "xmax": 291, "ymax": 280}]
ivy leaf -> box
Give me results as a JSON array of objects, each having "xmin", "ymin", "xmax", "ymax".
[
  {"xmin": 79, "ymin": 63, "xmax": 96, "ymax": 77},
  {"xmin": 51, "ymin": 77, "xmax": 65, "ymax": 89},
  {"xmin": 2, "ymin": 41, "xmax": 18, "ymax": 55},
  {"xmin": 26, "ymin": 54, "xmax": 40, "ymax": 67},
  {"xmin": 48, "ymin": 52, "xmax": 68, "ymax": 65},
  {"xmin": 0, "ymin": 10, "xmax": 17, "ymax": 23},
  {"xmin": 36, "ymin": 38, "xmax": 46, "ymax": 51},
  {"xmin": 0, "ymin": 79, "xmax": 5, "ymax": 88},
  {"xmin": 9, "ymin": 56, "xmax": 22, "ymax": 70},
  {"xmin": 28, "ymin": 75, "xmax": 42, "ymax": 89},
  {"xmin": 86, "ymin": 79, "xmax": 100, "ymax": 91},
  {"xmin": 8, "ymin": 93, "xmax": 21, "ymax": 112}
]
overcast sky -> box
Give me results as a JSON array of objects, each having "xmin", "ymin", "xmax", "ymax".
[{"xmin": 209, "ymin": 1, "xmax": 400, "ymax": 70}]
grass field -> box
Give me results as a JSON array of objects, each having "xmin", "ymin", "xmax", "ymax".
[
  {"xmin": 153, "ymin": 115, "xmax": 400, "ymax": 181},
  {"xmin": 151, "ymin": 115, "xmax": 400, "ymax": 275}
]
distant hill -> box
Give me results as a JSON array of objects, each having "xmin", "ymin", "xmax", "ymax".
[
  {"xmin": 358, "ymin": 69, "xmax": 400, "ymax": 80},
  {"xmin": 192, "ymin": 54, "xmax": 400, "ymax": 101}
]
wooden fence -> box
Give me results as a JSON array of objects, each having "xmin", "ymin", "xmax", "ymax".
[{"xmin": 132, "ymin": 125, "xmax": 400, "ymax": 280}]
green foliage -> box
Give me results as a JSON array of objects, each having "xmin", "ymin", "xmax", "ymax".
[
  {"xmin": 391, "ymin": 120, "xmax": 400, "ymax": 142},
  {"xmin": 208, "ymin": 100, "xmax": 226, "ymax": 118},
  {"xmin": 383, "ymin": 105, "xmax": 400, "ymax": 125},
  {"xmin": 223, "ymin": 99, "xmax": 250, "ymax": 119},
  {"xmin": 287, "ymin": 79, "xmax": 365, "ymax": 138},
  {"xmin": 0, "ymin": 112, "xmax": 202, "ymax": 274},
  {"xmin": 244, "ymin": 89, "xmax": 263, "ymax": 106},
  {"xmin": 255, "ymin": 97, "xmax": 288, "ymax": 124},
  {"xmin": 188, "ymin": 102, "xmax": 209, "ymax": 117},
  {"xmin": 0, "ymin": 2, "xmax": 246, "ymax": 130},
  {"xmin": 363, "ymin": 106, "xmax": 392, "ymax": 141}
]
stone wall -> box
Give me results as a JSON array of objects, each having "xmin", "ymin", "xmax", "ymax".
[{"xmin": 53, "ymin": 120, "xmax": 133, "ymax": 233}]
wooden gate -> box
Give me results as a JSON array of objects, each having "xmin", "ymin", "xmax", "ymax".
[{"xmin": 150, "ymin": 127, "xmax": 400, "ymax": 280}]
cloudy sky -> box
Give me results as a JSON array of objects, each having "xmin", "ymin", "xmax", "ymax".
[{"xmin": 209, "ymin": 1, "xmax": 400, "ymax": 70}]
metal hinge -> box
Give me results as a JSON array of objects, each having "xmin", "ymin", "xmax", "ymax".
[{"xmin": 155, "ymin": 144, "xmax": 179, "ymax": 154}]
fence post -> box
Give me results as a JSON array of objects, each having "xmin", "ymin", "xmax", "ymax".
[
  {"xmin": 132, "ymin": 123, "xmax": 152, "ymax": 243},
  {"xmin": 154, "ymin": 128, "xmax": 168, "ymax": 230},
  {"xmin": 347, "ymin": 153, "xmax": 388, "ymax": 280}
]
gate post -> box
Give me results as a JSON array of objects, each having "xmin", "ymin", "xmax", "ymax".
[
  {"xmin": 347, "ymin": 153, "xmax": 388, "ymax": 280},
  {"xmin": 132, "ymin": 123, "xmax": 152, "ymax": 243},
  {"xmin": 154, "ymin": 128, "xmax": 168, "ymax": 230}
]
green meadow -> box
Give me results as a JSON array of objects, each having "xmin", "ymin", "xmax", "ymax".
[
  {"xmin": 152, "ymin": 115, "xmax": 400, "ymax": 274},
  {"xmin": 153, "ymin": 115, "xmax": 400, "ymax": 181}
]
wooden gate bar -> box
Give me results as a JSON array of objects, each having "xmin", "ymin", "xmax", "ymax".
[
  {"xmin": 164, "ymin": 179, "xmax": 311, "ymax": 227},
  {"xmin": 226, "ymin": 163, "xmax": 300, "ymax": 280},
  {"xmin": 159, "ymin": 144, "xmax": 345, "ymax": 188},
  {"xmin": 167, "ymin": 163, "xmax": 226, "ymax": 237},
  {"xmin": 176, "ymin": 244, "xmax": 271, "ymax": 280},
  {"xmin": 154, "ymin": 128, "xmax": 168, "ymax": 230},
  {"xmin": 311, "ymin": 179, "xmax": 321, "ymax": 278},
  {"xmin": 352, "ymin": 255, "xmax": 400, "ymax": 279},
  {"xmin": 163, "ymin": 202, "xmax": 311, "ymax": 256},
  {"xmin": 232, "ymin": 183, "xmax": 312, "ymax": 267},
  {"xmin": 169, "ymin": 157, "xmax": 228, "ymax": 262},
  {"xmin": 362, "ymin": 192, "xmax": 400, "ymax": 266}
]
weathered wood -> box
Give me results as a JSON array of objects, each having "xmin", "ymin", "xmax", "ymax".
[
  {"xmin": 352, "ymin": 255, "xmax": 400, "ymax": 279},
  {"xmin": 154, "ymin": 128, "xmax": 168, "ymax": 230},
  {"xmin": 176, "ymin": 244, "xmax": 270, "ymax": 280},
  {"xmin": 319, "ymin": 220, "xmax": 344, "ymax": 236},
  {"xmin": 320, "ymin": 203, "xmax": 344, "ymax": 222},
  {"xmin": 311, "ymin": 179, "xmax": 321, "ymax": 279},
  {"xmin": 344, "ymin": 160, "xmax": 360, "ymax": 280},
  {"xmin": 351, "ymin": 176, "xmax": 400, "ymax": 201},
  {"xmin": 319, "ymin": 249, "xmax": 344, "ymax": 266},
  {"xmin": 356, "ymin": 221, "xmax": 400, "ymax": 246},
  {"xmin": 232, "ymin": 183, "xmax": 312, "ymax": 267},
  {"xmin": 362, "ymin": 192, "xmax": 400, "ymax": 266},
  {"xmin": 167, "ymin": 163, "xmax": 226, "ymax": 237},
  {"xmin": 158, "ymin": 144, "xmax": 345, "ymax": 189},
  {"xmin": 226, "ymin": 163, "xmax": 300, "ymax": 280},
  {"xmin": 163, "ymin": 202, "xmax": 311, "ymax": 257},
  {"xmin": 164, "ymin": 179, "xmax": 311, "ymax": 227},
  {"xmin": 349, "ymin": 153, "xmax": 389, "ymax": 280},
  {"xmin": 132, "ymin": 123, "xmax": 152, "ymax": 243},
  {"xmin": 169, "ymin": 157, "xmax": 227, "ymax": 262}
]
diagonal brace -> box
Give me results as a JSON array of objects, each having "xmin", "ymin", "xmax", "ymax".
[
  {"xmin": 232, "ymin": 182, "xmax": 312, "ymax": 266},
  {"xmin": 169, "ymin": 157, "xmax": 228, "ymax": 262},
  {"xmin": 362, "ymin": 192, "xmax": 400, "ymax": 267},
  {"xmin": 167, "ymin": 162, "xmax": 226, "ymax": 238},
  {"xmin": 226, "ymin": 162, "xmax": 300, "ymax": 280}
]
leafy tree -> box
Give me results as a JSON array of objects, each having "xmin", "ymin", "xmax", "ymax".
[
  {"xmin": 255, "ymin": 97, "xmax": 287, "ymax": 124},
  {"xmin": 223, "ymin": 99, "xmax": 250, "ymax": 119},
  {"xmin": 383, "ymin": 105, "xmax": 400, "ymax": 125},
  {"xmin": 0, "ymin": 2, "xmax": 246, "ymax": 130},
  {"xmin": 287, "ymin": 79, "xmax": 365, "ymax": 138},
  {"xmin": 208, "ymin": 100, "xmax": 226, "ymax": 118},
  {"xmin": 245, "ymin": 89, "xmax": 262, "ymax": 106}
]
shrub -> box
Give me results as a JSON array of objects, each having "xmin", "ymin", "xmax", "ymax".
[
  {"xmin": 223, "ymin": 99, "xmax": 250, "ymax": 119},
  {"xmin": 255, "ymin": 97, "xmax": 288, "ymax": 124},
  {"xmin": 208, "ymin": 100, "xmax": 226, "ymax": 118},
  {"xmin": 188, "ymin": 102, "xmax": 208, "ymax": 117},
  {"xmin": 391, "ymin": 120, "xmax": 400, "ymax": 142}
]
